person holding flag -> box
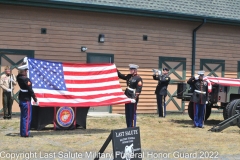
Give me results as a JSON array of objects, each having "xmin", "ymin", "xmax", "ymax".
[
  {"xmin": 17, "ymin": 60, "xmax": 38, "ymax": 137},
  {"xmin": 117, "ymin": 64, "xmax": 143, "ymax": 128},
  {"xmin": 0, "ymin": 66, "xmax": 17, "ymax": 119}
]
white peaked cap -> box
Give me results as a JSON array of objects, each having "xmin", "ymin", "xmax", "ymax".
[
  {"xmin": 18, "ymin": 57, "xmax": 29, "ymax": 70},
  {"xmin": 23, "ymin": 57, "xmax": 28, "ymax": 63},
  {"xmin": 129, "ymin": 64, "xmax": 139, "ymax": 69},
  {"xmin": 197, "ymin": 70, "xmax": 205, "ymax": 75}
]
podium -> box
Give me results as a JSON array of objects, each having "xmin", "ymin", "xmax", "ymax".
[{"xmin": 31, "ymin": 105, "xmax": 90, "ymax": 130}]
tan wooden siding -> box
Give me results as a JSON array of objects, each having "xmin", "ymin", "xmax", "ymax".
[
  {"xmin": 0, "ymin": 4, "xmax": 240, "ymax": 113},
  {"xmin": 195, "ymin": 23, "xmax": 240, "ymax": 77}
]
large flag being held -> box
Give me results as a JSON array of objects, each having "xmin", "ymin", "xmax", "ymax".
[{"xmin": 26, "ymin": 58, "xmax": 132, "ymax": 107}]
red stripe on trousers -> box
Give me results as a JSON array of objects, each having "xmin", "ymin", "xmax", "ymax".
[
  {"xmin": 74, "ymin": 107, "xmax": 76, "ymax": 129},
  {"xmin": 53, "ymin": 107, "xmax": 56, "ymax": 130},
  {"xmin": 26, "ymin": 101, "xmax": 30, "ymax": 136},
  {"xmin": 132, "ymin": 103, "xmax": 137, "ymax": 127}
]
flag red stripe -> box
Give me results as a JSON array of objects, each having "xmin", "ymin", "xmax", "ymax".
[
  {"xmin": 65, "ymin": 85, "xmax": 122, "ymax": 92},
  {"xmin": 35, "ymin": 92, "xmax": 124, "ymax": 99},
  {"xmin": 62, "ymin": 63, "xmax": 113, "ymax": 67},
  {"xmin": 63, "ymin": 69, "xmax": 117, "ymax": 76},
  {"xmin": 64, "ymin": 77, "xmax": 119, "ymax": 84},
  {"xmin": 38, "ymin": 98, "xmax": 130, "ymax": 107},
  {"xmin": 206, "ymin": 77, "xmax": 240, "ymax": 86},
  {"xmin": 207, "ymin": 77, "xmax": 240, "ymax": 81}
]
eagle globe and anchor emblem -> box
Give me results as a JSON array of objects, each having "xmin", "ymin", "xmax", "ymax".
[
  {"xmin": 56, "ymin": 107, "xmax": 75, "ymax": 127},
  {"xmin": 121, "ymin": 143, "xmax": 134, "ymax": 160}
]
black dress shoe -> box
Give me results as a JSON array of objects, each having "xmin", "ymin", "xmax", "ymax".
[
  {"xmin": 3, "ymin": 116, "xmax": 7, "ymax": 119},
  {"xmin": 7, "ymin": 116, "xmax": 11, "ymax": 119},
  {"xmin": 21, "ymin": 135, "xmax": 33, "ymax": 138}
]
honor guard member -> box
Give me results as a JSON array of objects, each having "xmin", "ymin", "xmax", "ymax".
[
  {"xmin": 117, "ymin": 64, "xmax": 143, "ymax": 128},
  {"xmin": 187, "ymin": 70, "xmax": 208, "ymax": 128},
  {"xmin": 0, "ymin": 66, "xmax": 17, "ymax": 119},
  {"xmin": 17, "ymin": 62, "xmax": 37, "ymax": 137},
  {"xmin": 153, "ymin": 68, "xmax": 171, "ymax": 117}
]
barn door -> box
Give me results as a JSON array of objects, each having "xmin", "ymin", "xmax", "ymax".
[
  {"xmin": 200, "ymin": 59, "xmax": 225, "ymax": 77},
  {"xmin": 200, "ymin": 59, "xmax": 225, "ymax": 105},
  {"xmin": 159, "ymin": 57, "xmax": 186, "ymax": 113},
  {"xmin": 0, "ymin": 49, "xmax": 34, "ymax": 113},
  {"xmin": 237, "ymin": 61, "xmax": 240, "ymax": 78}
]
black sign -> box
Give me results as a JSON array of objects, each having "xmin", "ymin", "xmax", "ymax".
[{"xmin": 112, "ymin": 127, "xmax": 142, "ymax": 160}]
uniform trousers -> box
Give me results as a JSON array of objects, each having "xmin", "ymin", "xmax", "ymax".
[
  {"xmin": 125, "ymin": 100, "xmax": 138, "ymax": 128},
  {"xmin": 194, "ymin": 103, "xmax": 206, "ymax": 128},
  {"xmin": 19, "ymin": 101, "xmax": 32, "ymax": 137},
  {"xmin": 2, "ymin": 92, "xmax": 13, "ymax": 118},
  {"xmin": 156, "ymin": 94, "xmax": 166, "ymax": 117}
]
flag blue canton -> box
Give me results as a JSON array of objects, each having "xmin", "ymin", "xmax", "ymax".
[{"xmin": 28, "ymin": 59, "xmax": 67, "ymax": 90}]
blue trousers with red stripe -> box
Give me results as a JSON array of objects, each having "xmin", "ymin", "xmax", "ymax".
[
  {"xmin": 125, "ymin": 101, "xmax": 138, "ymax": 128},
  {"xmin": 19, "ymin": 101, "xmax": 32, "ymax": 137},
  {"xmin": 194, "ymin": 103, "xmax": 205, "ymax": 128}
]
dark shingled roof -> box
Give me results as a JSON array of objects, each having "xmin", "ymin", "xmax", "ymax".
[{"xmin": 51, "ymin": 0, "xmax": 240, "ymax": 21}]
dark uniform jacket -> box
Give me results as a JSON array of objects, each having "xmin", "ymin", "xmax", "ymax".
[
  {"xmin": 17, "ymin": 73, "xmax": 37, "ymax": 102},
  {"xmin": 153, "ymin": 74, "xmax": 171, "ymax": 96},
  {"xmin": 187, "ymin": 77, "xmax": 208, "ymax": 104},
  {"xmin": 117, "ymin": 70, "xmax": 143, "ymax": 100}
]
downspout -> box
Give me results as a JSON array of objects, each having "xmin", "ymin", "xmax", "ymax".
[{"xmin": 191, "ymin": 18, "xmax": 207, "ymax": 76}]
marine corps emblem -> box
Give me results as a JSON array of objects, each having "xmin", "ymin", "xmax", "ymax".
[
  {"xmin": 56, "ymin": 107, "xmax": 74, "ymax": 127},
  {"xmin": 204, "ymin": 81, "xmax": 207, "ymax": 86}
]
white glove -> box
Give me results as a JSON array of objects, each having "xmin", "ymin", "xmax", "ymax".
[
  {"xmin": 206, "ymin": 101, "xmax": 208, "ymax": 104},
  {"xmin": 6, "ymin": 89, "xmax": 12, "ymax": 92},
  {"xmin": 131, "ymin": 99, "xmax": 136, "ymax": 103},
  {"xmin": 152, "ymin": 69, "xmax": 157, "ymax": 75},
  {"xmin": 10, "ymin": 78, "xmax": 14, "ymax": 82},
  {"xmin": 33, "ymin": 101, "xmax": 39, "ymax": 105},
  {"xmin": 158, "ymin": 71, "xmax": 161, "ymax": 75},
  {"xmin": 194, "ymin": 75, "xmax": 199, "ymax": 80}
]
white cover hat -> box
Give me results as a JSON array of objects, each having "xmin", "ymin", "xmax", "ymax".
[
  {"xmin": 129, "ymin": 64, "xmax": 139, "ymax": 69},
  {"xmin": 197, "ymin": 70, "xmax": 205, "ymax": 75},
  {"xmin": 18, "ymin": 57, "xmax": 29, "ymax": 70}
]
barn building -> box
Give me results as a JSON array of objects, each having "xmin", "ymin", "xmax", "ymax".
[{"xmin": 0, "ymin": 0, "xmax": 239, "ymax": 114}]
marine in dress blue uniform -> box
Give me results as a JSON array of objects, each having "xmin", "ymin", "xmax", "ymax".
[
  {"xmin": 153, "ymin": 68, "xmax": 171, "ymax": 117},
  {"xmin": 117, "ymin": 64, "xmax": 143, "ymax": 128},
  {"xmin": 17, "ymin": 62, "xmax": 37, "ymax": 137},
  {"xmin": 187, "ymin": 71, "xmax": 208, "ymax": 128}
]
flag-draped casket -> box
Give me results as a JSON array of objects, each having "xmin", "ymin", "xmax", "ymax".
[{"xmin": 203, "ymin": 76, "xmax": 240, "ymax": 93}]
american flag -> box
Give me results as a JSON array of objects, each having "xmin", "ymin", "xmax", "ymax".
[
  {"xmin": 28, "ymin": 58, "xmax": 132, "ymax": 107},
  {"xmin": 204, "ymin": 76, "xmax": 240, "ymax": 93}
]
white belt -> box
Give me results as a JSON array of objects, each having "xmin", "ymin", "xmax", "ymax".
[
  {"xmin": 194, "ymin": 90, "xmax": 206, "ymax": 94},
  {"xmin": 127, "ymin": 87, "xmax": 136, "ymax": 93},
  {"xmin": 20, "ymin": 89, "xmax": 28, "ymax": 92}
]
